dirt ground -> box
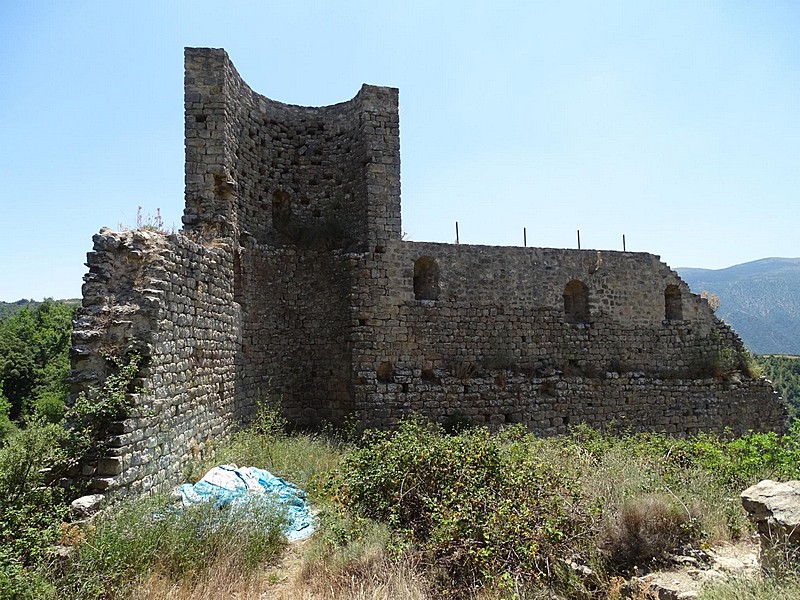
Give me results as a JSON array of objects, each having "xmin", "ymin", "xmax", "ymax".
[{"xmin": 627, "ymin": 537, "xmax": 760, "ymax": 599}]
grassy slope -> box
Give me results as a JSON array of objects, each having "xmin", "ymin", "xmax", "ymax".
[{"xmin": 8, "ymin": 412, "xmax": 800, "ymax": 599}]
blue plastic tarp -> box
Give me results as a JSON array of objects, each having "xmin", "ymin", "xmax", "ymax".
[{"xmin": 177, "ymin": 465, "xmax": 316, "ymax": 542}]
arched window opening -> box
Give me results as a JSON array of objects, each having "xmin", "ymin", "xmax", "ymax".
[
  {"xmin": 272, "ymin": 190, "xmax": 291, "ymax": 233},
  {"xmin": 665, "ymin": 284, "xmax": 682, "ymax": 321},
  {"xmin": 563, "ymin": 280, "xmax": 589, "ymax": 323},
  {"xmin": 414, "ymin": 256, "xmax": 440, "ymax": 301}
]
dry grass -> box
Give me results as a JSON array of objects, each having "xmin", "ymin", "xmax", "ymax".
[
  {"xmin": 575, "ymin": 438, "xmax": 746, "ymax": 547},
  {"xmin": 131, "ymin": 560, "xmax": 277, "ymax": 599},
  {"xmin": 698, "ymin": 573, "xmax": 800, "ymax": 599},
  {"xmin": 282, "ymin": 553, "xmax": 431, "ymax": 600},
  {"xmin": 278, "ymin": 510, "xmax": 432, "ymax": 600},
  {"xmin": 129, "ymin": 541, "xmax": 303, "ymax": 599},
  {"xmin": 601, "ymin": 493, "xmax": 699, "ymax": 570},
  {"xmin": 131, "ymin": 540, "xmax": 431, "ymax": 600}
]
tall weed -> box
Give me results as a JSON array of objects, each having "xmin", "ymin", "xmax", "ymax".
[
  {"xmin": 47, "ymin": 493, "xmax": 287, "ymax": 599},
  {"xmin": 188, "ymin": 399, "xmax": 343, "ymax": 494},
  {"xmin": 699, "ymin": 573, "xmax": 800, "ymax": 599}
]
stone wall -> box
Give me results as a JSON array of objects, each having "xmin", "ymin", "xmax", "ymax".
[
  {"xmin": 346, "ymin": 240, "xmax": 785, "ymax": 434},
  {"xmin": 182, "ymin": 47, "xmax": 400, "ymax": 428},
  {"xmin": 182, "ymin": 47, "xmax": 400, "ymax": 252},
  {"xmin": 234, "ymin": 242, "xmax": 356, "ymax": 425},
  {"xmin": 71, "ymin": 228, "xmax": 239, "ymax": 497},
  {"xmin": 70, "ymin": 47, "xmax": 788, "ymax": 498}
]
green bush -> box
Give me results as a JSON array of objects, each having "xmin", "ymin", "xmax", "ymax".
[
  {"xmin": 67, "ymin": 353, "xmax": 143, "ymax": 456},
  {"xmin": 327, "ymin": 417, "xmax": 597, "ymax": 596},
  {"xmin": 32, "ymin": 391, "xmax": 66, "ymax": 424},
  {"xmin": 0, "ymin": 419, "xmax": 70, "ymax": 597}
]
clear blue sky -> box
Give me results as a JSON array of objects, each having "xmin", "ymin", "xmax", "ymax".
[{"xmin": 1, "ymin": 1, "xmax": 798, "ymax": 301}]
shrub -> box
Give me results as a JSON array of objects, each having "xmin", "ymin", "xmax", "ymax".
[
  {"xmin": 327, "ymin": 417, "xmax": 597, "ymax": 596},
  {"xmin": 32, "ymin": 390, "xmax": 66, "ymax": 424},
  {"xmin": 601, "ymin": 493, "xmax": 701, "ymax": 570},
  {"xmin": 0, "ymin": 419, "xmax": 69, "ymax": 597},
  {"xmin": 67, "ymin": 352, "xmax": 143, "ymax": 456}
]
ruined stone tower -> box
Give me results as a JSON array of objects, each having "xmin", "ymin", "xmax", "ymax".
[{"xmin": 70, "ymin": 48, "xmax": 786, "ymax": 497}]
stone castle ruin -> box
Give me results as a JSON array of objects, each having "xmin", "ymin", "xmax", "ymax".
[{"xmin": 71, "ymin": 48, "xmax": 786, "ymax": 497}]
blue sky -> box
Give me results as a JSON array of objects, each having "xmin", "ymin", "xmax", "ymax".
[{"xmin": 1, "ymin": 1, "xmax": 798, "ymax": 301}]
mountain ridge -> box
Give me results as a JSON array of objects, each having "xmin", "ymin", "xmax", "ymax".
[{"xmin": 677, "ymin": 258, "xmax": 800, "ymax": 355}]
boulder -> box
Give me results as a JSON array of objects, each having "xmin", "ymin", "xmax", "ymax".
[
  {"xmin": 740, "ymin": 479, "xmax": 800, "ymax": 571},
  {"xmin": 71, "ymin": 493, "xmax": 106, "ymax": 519}
]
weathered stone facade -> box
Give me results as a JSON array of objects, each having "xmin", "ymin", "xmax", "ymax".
[
  {"xmin": 72, "ymin": 228, "xmax": 240, "ymax": 496},
  {"xmin": 71, "ymin": 48, "xmax": 787, "ymax": 497}
]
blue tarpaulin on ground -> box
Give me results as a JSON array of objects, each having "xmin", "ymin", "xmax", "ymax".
[{"xmin": 176, "ymin": 465, "xmax": 316, "ymax": 542}]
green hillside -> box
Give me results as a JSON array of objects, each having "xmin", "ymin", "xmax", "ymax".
[
  {"xmin": 755, "ymin": 354, "xmax": 800, "ymax": 418},
  {"xmin": 677, "ymin": 258, "xmax": 800, "ymax": 355},
  {"xmin": 0, "ymin": 298, "xmax": 80, "ymax": 321}
]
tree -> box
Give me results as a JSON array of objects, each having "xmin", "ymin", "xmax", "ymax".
[{"xmin": 0, "ymin": 300, "xmax": 76, "ymax": 423}]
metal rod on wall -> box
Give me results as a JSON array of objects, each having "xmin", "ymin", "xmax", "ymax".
[
  {"xmin": 455, "ymin": 221, "xmax": 460, "ymax": 244},
  {"xmin": 577, "ymin": 229, "xmax": 581, "ymax": 250},
  {"xmin": 524, "ymin": 227, "xmax": 527, "ymax": 247},
  {"xmin": 623, "ymin": 234, "xmax": 626, "ymax": 252}
]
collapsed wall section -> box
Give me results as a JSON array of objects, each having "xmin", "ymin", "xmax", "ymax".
[
  {"xmin": 349, "ymin": 240, "xmax": 787, "ymax": 435},
  {"xmin": 70, "ymin": 229, "xmax": 239, "ymax": 497}
]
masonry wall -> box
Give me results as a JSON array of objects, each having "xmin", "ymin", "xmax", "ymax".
[
  {"xmin": 181, "ymin": 47, "xmax": 400, "ymax": 428},
  {"xmin": 371, "ymin": 243, "xmax": 719, "ymax": 377},
  {"xmin": 70, "ymin": 47, "xmax": 787, "ymax": 499},
  {"xmin": 182, "ymin": 47, "xmax": 400, "ymax": 251},
  {"xmin": 234, "ymin": 242, "xmax": 356, "ymax": 426},
  {"xmin": 71, "ymin": 229, "xmax": 239, "ymax": 497},
  {"xmin": 346, "ymin": 240, "xmax": 786, "ymax": 435}
]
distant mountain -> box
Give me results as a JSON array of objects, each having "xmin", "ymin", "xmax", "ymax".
[{"xmin": 677, "ymin": 258, "xmax": 800, "ymax": 355}]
